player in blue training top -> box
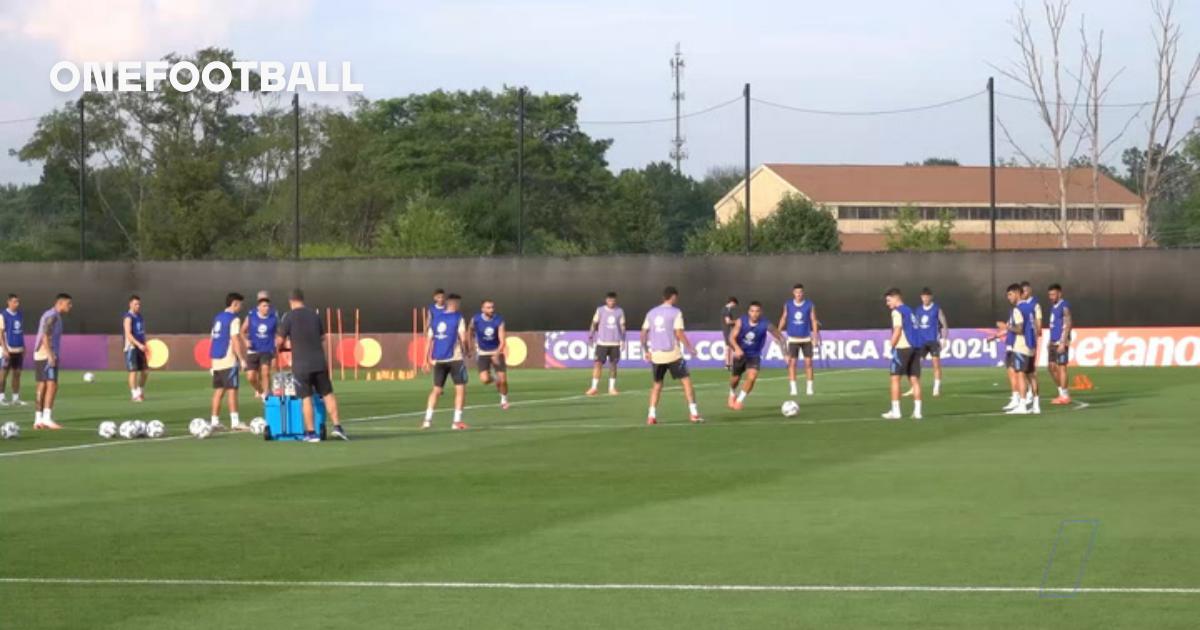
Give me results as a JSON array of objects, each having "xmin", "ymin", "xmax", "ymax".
[
  {"xmin": 423, "ymin": 288, "xmax": 447, "ymax": 333},
  {"xmin": 469, "ymin": 299, "xmax": 509, "ymax": 410},
  {"xmin": 778, "ymin": 283, "xmax": 821, "ymax": 397},
  {"xmin": 241, "ymin": 296, "xmax": 279, "ymax": 402},
  {"xmin": 911, "ymin": 287, "xmax": 949, "ymax": 398},
  {"xmin": 1, "ymin": 293, "xmax": 27, "ymax": 406},
  {"xmin": 209, "ymin": 292, "xmax": 248, "ymax": 431},
  {"xmin": 882, "ymin": 288, "xmax": 923, "ymax": 420},
  {"xmin": 1046, "ymin": 283, "xmax": 1074, "ymax": 405},
  {"xmin": 123, "ymin": 295, "xmax": 150, "ymax": 402},
  {"xmin": 727, "ymin": 301, "xmax": 783, "ymax": 410},
  {"xmin": 1018, "ymin": 280, "xmax": 1043, "ymax": 413},
  {"xmin": 423, "ymin": 293, "xmax": 470, "ymax": 431}
]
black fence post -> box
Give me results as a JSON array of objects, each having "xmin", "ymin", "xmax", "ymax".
[
  {"xmin": 293, "ymin": 93, "xmax": 301, "ymax": 260},
  {"xmin": 518, "ymin": 88, "xmax": 526, "ymax": 256},
  {"xmin": 79, "ymin": 97, "xmax": 86, "ymax": 261},
  {"xmin": 743, "ymin": 83, "xmax": 751, "ymax": 255}
]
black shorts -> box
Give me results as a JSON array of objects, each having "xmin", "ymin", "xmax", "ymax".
[
  {"xmin": 594, "ymin": 345, "xmax": 621, "ymax": 365},
  {"xmin": 787, "ymin": 341, "xmax": 814, "ymax": 359},
  {"xmin": 1011, "ymin": 353, "xmax": 1036, "ymax": 374},
  {"xmin": 1051, "ymin": 345, "xmax": 1070, "ymax": 365},
  {"xmin": 652, "ymin": 359, "xmax": 690, "ymax": 383},
  {"xmin": 433, "ymin": 361, "xmax": 468, "ymax": 388},
  {"xmin": 293, "ymin": 370, "xmax": 334, "ymax": 398},
  {"xmin": 1005, "ymin": 350, "xmax": 1015, "ymax": 370},
  {"xmin": 2, "ymin": 351, "xmax": 23, "ymax": 371},
  {"xmin": 890, "ymin": 348, "xmax": 921, "ymax": 378},
  {"xmin": 212, "ymin": 367, "xmax": 239, "ymax": 390},
  {"xmin": 921, "ymin": 341, "xmax": 942, "ymax": 359},
  {"xmin": 34, "ymin": 360, "xmax": 57, "ymax": 383},
  {"xmin": 731, "ymin": 355, "xmax": 761, "ymax": 376},
  {"xmin": 245, "ymin": 352, "xmax": 275, "ymax": 371},
  {"xmin": 125, "ymin": 347, "xmax": 147, "ymax": 372},
  {"xmin": 477, "ymin": 353, "xmax": 507, "ymax": 374}
]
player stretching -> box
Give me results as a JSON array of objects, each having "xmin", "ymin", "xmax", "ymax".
[
  {"xmin": 1, "ymin": 294, "xmax": 26, "ymax": 406},
  {"xmin": 424, "ymin": 288, "xmax": 447, "ymax": 332},
  {"xmin": 587, "ymin": 292, "xmax": 625, "ymax": 395},
  {"xmin": 909, "ymin": 288, "xmax": 948, "ymax": 397},
  {"xmin": 727, "ymin": 301, "xmax": 783, "ymax": 410},
  {"xmin": 242, "ymin": 296, "xmax": 278, "ymax": 401},
  {"xmin": 1047, "ymin": 284, "xmax": 1073, "ymax": 405},
  {"xmin": 1019, "ymin": 281, "xmax": 1043, "ymax": 410},
  {"xmin": 779, "ymin": 284, "xmax": 820, "ymax": 397},
  {"xmin": 32, "ymin": 294, "xmax": 71, "ymax": 430},
  {"xmin": 470, "ymin": 299, "xmax": 509, "ymax": 410},
  {"xmin": 1001, "ymin": 284, "xmax": 1037, "ymax": 414},
  {"xmin": 882, "ymin": 289, "xmax": 922, "ymax": 420},
  {"xmin": 423, "ymin": 293, "xmax": 470, "ymax": 430},
  {"xmin": 641, "ymin": 286, "xmax": 703, "ymax": 425},
  {"xmin": 209, "ymin": 293, "xmax": 248, "ymax": 431},
  {"xmin": 721, "ymin": 297, "xmax": 739, "ymax": 370},
  {"xmin": 123, "ymin": 295, "xmax": 149, "ymax": 402}
]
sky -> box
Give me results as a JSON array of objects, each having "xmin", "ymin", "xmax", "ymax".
[{"xmin": 1, "ymin": 0, "xmax": 1198, "ymax": 185}]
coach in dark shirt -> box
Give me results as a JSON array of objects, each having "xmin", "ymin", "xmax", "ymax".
[
  {"xmin": 721, "ymin": 297, "xmax": 739, "ymax": 369},
  {"xmin": 276, "ymin": 289, "xmax": 348, "ymax": 441}
]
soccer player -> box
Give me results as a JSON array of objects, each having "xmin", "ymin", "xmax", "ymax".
[
  {"xmin": 1019, "ymin": 280, "xmax": 1043, "ymax": 409},
  {"xmin": 641, "ymin": 286, "xmax": 703, "ymax": 425},
  {"xmin": 424, "ymin": 288, "xmax": 447, "ymax": 333},
  {"xmin": 721, "ymin": 297, "xmax": 739, "ymax": 370},
  {"xmin": 727, "ymin": 301, "xmax": 783, "ymax": 410},
  {"xmin": 276, "ymin": 289, "xmax": 347, "ymax": 441},
  {"xmin": 912, "ymin": 287, "xmax": 948, "ymax": 397},
  {"xmin": 470, "ymin": 299, "xmax": 509, "ymax": 410},
  {"xmin": 1, "ymin": 294, "xmax": 26, "ymax": 406},
  {"xmin": 209, "ymin": 292, "xmax": 248, "ymax": 431},
  {"xmin": 242, "ymin": 296, "xmax": 278, "ymax": 401},
  {"xmin": 423, "ymin": 293, "xmax": 470, "ymax": 431},
  {"xmin": 1047, "ymin": 284, "xmax": 1073, "ymax": 405},
  {"xmin": 586, "ymin": 292, "xmax": 625, "ymax": 396},
  {"xmin": 123, "ymin": 295, "xmax": 149, "ymax": 402},
  {"xmin": 882, "ymin": 289, "xmax": 923, "ymax": 420},
  {"xmin": 33, "ymin": 293, "xmax": 72, "ymax": 430},
  {"xmin": 1000, "ymin": 284, "xmax": 1037, "ymax": 414},
  {"xmin": 778, "ymin": 283, "xmax": 820, "ymax": 397}
]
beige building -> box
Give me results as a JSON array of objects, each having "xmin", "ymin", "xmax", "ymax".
[{"xmin": 713, "ymin": 164, "xmax": 1145, "ymax": 251}]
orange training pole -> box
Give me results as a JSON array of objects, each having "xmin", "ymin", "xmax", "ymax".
[
  {"xmin": 337, "ymin": 307, "xmax": 345, "ymax": 381},
  {"xmin": 325, "ymin": 307, "xmax": 334, "ymax": 376},
  {"xmin": 354, "ymin": 308, "xmax": 360, "ymax": 381}
]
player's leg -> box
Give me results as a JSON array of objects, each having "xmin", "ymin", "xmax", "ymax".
[
  {"xmin": 1027, "ymin": 361, "xmax": 1041, "ymax": 414},
  {"xmin": 9, "ymin": 359, "xmax": 20, "ymax": 405},
  {"xmin": 300, "ymin": 395, "xmax": 316, "ymax": 434},
  {"xmin": 675, "ymin": 362, "xmax": 702, "ymax": 422},
  {"xmin": 883, "ymin": 351, "xmax": 904, "ymax": 419},
  {"xmin": 587, "ymin": 352, "xmax": 603, "ymax": 395},
  {"xmin": 727, "ymin": 361, "xmax": 742, "ymax": 407},
  {"xmin": 261, "ymin": 361, "xmax": 272, "ymax": 398},
  {"xmin": 909, "ymin": 374, "xmax": 923, "ymax": 419},
  {"xmin": 423, "ymin": 365, "xmax": 446, "ymax": 429},
  {"xmin": 126, "ymin": 350, "xmax": 138, "ymax": 400},
  {"xmin": 451, "ymin": 369, "xmax": 468, "ymax": 430},
  {"xmin": 1, "ymin": 360, "xmax": 11, "ymax": 405},
  {"xmin": 34, "ymin": 363, "xmax": 48, "ymax": 425},
  {"xmin": 313, "ymin": 371, "xmax": 346, "ymax": 439},
  {"xmin": 607, "ymin": 349, "xmax": 620, "ymax": 394},
  {"xmin": 245, "ymin": 362, "xmax": 261, "ymax": 397},
  {"xmin": 931, "ymin": 354, "xmax": 942, "ymax": 397},
  {"xmin": 647, "ymin": 365, "xmax": 664, "ymax": 424},
  {"xmin": 137, "ymin": 365, "xmax": 149, "ymax": 400},
  {"xmin": 494, "ymin": 355, "xmax": 509, "ymax": 409},
  {"xmin": 803, "ymin": 345, "xmax": 814, "ymax": 395},
  {"xmin": 733, "ymin": 365, "xmax": 758, "ymax": 410},
  {"xmin": 786, "ymin": 346, "xmax": 799, "ymax": 396},
  {"xmin": 478, "ymin": 355, "xmax": 494, "ymax": 386}
]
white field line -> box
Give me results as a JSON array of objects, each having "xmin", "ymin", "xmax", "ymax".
[{"xmin": 0, "ymin": 576, "xmax": 1195, "ymax": 595}]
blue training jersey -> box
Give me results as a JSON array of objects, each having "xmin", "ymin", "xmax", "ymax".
[
  {"xmin": 472, "ymin": 313, "xmax": 504, "ymax": 353},
  {"xmin": 895, "ymin": 304, "xmax": 921, "ymax": 348},
  {"xmin": 1016, "ymin": 300, "xmax": 1038, "ymax": 351},
  {"xmin": 917, "ymin": 303, "xmax": 941, "ymax": 346},
  {"xmin": 1049, "ymin": 299, "xmax": 1070, "ymax": 343},
  {"xmin": 784, "ymin": 299, "xmax": 814, "ymax": 339},
  {"xmin": 2, "ymin": 309, "xmax": 23, "ymax": 350},
  {"xmin": 247, "ymin": 311, "xmax": 278, "ymax": 355},
  {"xmin": 735, "ymin": 315, "xmax": 769, "ymax": 358},
  {"xmin": 124, "ymin": 311, "xmax": 146, "ymax": 343},
  {"xmin": 210, "ymin": 311, "xmax": 239, "ymax": 360},
  {"xmin": 430, "ymin": 310, "xmax": 463, "ymax": 362}
]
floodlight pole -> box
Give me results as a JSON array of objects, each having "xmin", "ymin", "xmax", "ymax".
[
  {"xmin": 988, "ymin": 77, "xmax": 997, "ymax": 252},
  {"xmin": 743, "ymin": 83, "xmax": 751, "ymax": 255},
  {"xmin": 293, "ymin": 93, "xmax": 301, "ymax": 260},
  {"xmin": 518, "ymin": 87, "xmax": 526, "ymax": 256},
  {"xmin": 78, "ymin": 97, "xmax": 86, "ymax": 261}
]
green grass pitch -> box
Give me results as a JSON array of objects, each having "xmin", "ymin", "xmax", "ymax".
[{"xmin": 1, "ymin": 367, "xmax": 1198, "ymax": 629}]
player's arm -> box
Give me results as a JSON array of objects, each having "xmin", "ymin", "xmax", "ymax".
[
  {"xmin": 674, "ymin": 315, "xmax": 696, "ymax": 357},
  {"xmin": 1060, "ymin": 307, "xmax": 1073, "ymax": 348},
  {"xmin": 239, "ymin": 315, "xmax": 251, "ymax": 348},
  {"xmin": 588, "ymin": 311, "xmax": 599, "ymax": 343},
  {"xmin": 40, "ymin": 314, "xmax": 58, "ymax": 366},
  {"xmin": 938, "ymin": 309, "xmax": 949, "ymax": 343},
  {"xmin": 640, "ymin": 319, "xmax": 651, "ymax": 361},
  {"xmin": 728, "ymin": 318, "xmax": 744, "ymax": 357},
  {"xmin": 231, "ymin": 320, "xmax": 246, "ymax": 367},
  {"xmin": 768, "ymin": 321, "xmax": 785, "ymax": 344},
  {"xmin": 777, "ymin": 307, "xmax": 788, "ymax": 338},
  {"xmin": 0, "ymin": 319, "xmax": 9, "ymax": 356},
  {"xmin": 1010, "ymin": 309, "xmax": 1024, "ymax": 335},
  {"xmin": 458, "ymin": 320, "xmax": 470, "ymax": 359},
  {"xmin": 425, "ymin": 328, "xmax": 434, "ymax": 366},
  {"xmin": 811, "ymin": 305, "xmax": 821, "ymax": 343},
  {"xmin": 889, "ymin": 312, "xmax": 903, "ymax": 349},
  {"xmin": 465, "ymin": 319, "xmax": 476, "ymax": 356},
  {"xmin": 497, "ymin": 322, "xmax": 507, "ymax": 355},
  {"xmin": 123, "ymin": 316, "xmax": 145, "ymax": 352}
]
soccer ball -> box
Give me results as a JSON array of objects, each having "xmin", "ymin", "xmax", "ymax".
[
  {"xmin": 97, "ymin": 421, "xmax": 117, "ymax": 439},
  {"xmin": 0, "ymin": 421, "xmax": 19, "ymax": 440},
  {"xmin": 83, "ymin": 372, "xmax": 96, "ymax": 383},
  {"xmin": 188, "ymin": 418, "xmax": 208, "ymax": 436},
  {"xmin": 145, "ymin": 420, "xmax": 165, "ymax": 439},
  {"xmin": 194, "ymin": 423, "xmax": 213, "ymax": 440},
  {"xmin": 131, "ymin": 420, "xmax": 147, "ymax": 437},
  {"xmin": 119, "ymin": 421, "xmax": 137, "ymax": 439},
  {"xmin": 780, "ymin": 400, "xmax": 800, "ymax": 418},
  {"xmin": 249, "ymin": 417, "xmax": 267, "ymax": 435}
]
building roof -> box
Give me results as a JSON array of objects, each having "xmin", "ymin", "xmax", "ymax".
[{"xmin": 760, "ymin": 163, "xmax": 1142, "ymax": 206}]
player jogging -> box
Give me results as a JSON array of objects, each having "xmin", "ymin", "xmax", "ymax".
[
  {"xmin": 423, "ymin": 293, "xmax": 470, "ymax": 431},
  {"xmin": 721, "ymin": 297, "xmax": 739, "ymax": 370},
  {"xmin": 123, "ymin": 295, "xmax": 149, "ymax": 402},
  {"xmin": 1, "ymin": 294, "xmax": 26, "ymax": 406},
  {"xmin": 1047, "ymin": 284, "xmax": 1073, "ymax": 405},
  {"xmin": 32, "ymin": 293, "xmax": 72, "ymax": 430},
  {"xmin": 882, "ymin": 288, "xmax": 923, "ymax": 420},
  {"xmin": 586, "ymin": 292, "xmax": 625, "ymax": 396},
  {"xmin": 469, "ymin": 299, "xmax": 509, "ymax": 410},
  {"xmin": 1000, "ymin": 284, "xmax": 1037, "ymax": 414},
  {"xmin": 778, "ymin": 284, "xmax": 820, "ymax": 397},
  {"xmin": 641, "ymin": 286, "xmax": 703, "ymax": 425},
  {"xmin": 242, "ymin": 296, "xmax": 278, "ymax": 401},
  {"xmin": 276, "ymin": 289, "xmax": 347, "ymax": 441},
  {"xmin": 908, "ymin": 287, "xmax": 948, "ymax": 397},
  {"xmin": 424, "ymin": 288, "xmax": 447, "ymax": 333},
  {"xmin": 209, "ymin": 292, "xmax": 248, "ymax": 431},
  {"xmin": 727, "ymin": 301, "xmax": 783, "ymax": 410}
]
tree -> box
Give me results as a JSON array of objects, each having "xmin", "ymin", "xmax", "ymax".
[
  {"xmin": 882, "ymin": 207, "xmax": 960, "ymax": 252},
  {"xmin": 684, "ymin": 194, "xmax": 840, "ymax": 254},
  {"xmin": 374, "ymin": 191, "xmax": 475, "ymax": 257},
  {"xmin": 905, "ymin": 157, "xmax": 961, "ymax": 166}
]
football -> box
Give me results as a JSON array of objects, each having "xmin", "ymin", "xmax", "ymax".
[
  {"xmin": 118, "ymin": 421, "xmax": 136, "ymax": 439},
  {"xmin": 249, "ymin": 417, "xmax": 267, "ymax": 435},
  {"xmin": 188, "ymin": 418, "xmax": 208, "ymax": 436},
  {"xmin": 97, "ymin": 421, "xmax": 117, "ymax": 439},
  {"xmin": 83, "ymin": 372, "xmax": 96, "ymax": 383},
  {"xmin": 194, "ymin": 423, "xmax": 213, "ymax": 440},
  {"xmin": 0, "ymin": 421, "xmax": 19, "ymax": 440},
  {"xmin": 146, "ymin": 420, "xmax": 165, "ymax": 439},
  {"xmin": 780, "ymin": 400, "xmax": 800, "ymax": 417},
  {"xmin": 132, "ymin": 420, "xmax": 147, "ymax": 437}
]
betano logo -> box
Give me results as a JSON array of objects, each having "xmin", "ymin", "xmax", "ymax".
[
  {"xmin": 1067, "ymin": 328, "xmax": 1200, "ymax": 367},
  {"xmin": 50, "ymin": 61, "xmax": 363, "ymax": 93}
]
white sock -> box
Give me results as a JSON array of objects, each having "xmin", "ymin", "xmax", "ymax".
[
  {"xmin": 10, "ymin": 393, "xmax": 17, "ymax": 403},
  {"xmin": 914, "ymin": 401, "xmax": 923, "ymax": 415},
  {"xmin": 729, "ymin": 388, "xmax": 737, "ymax": 398},
  {"xmin": 230, "ymin": 412, "xmax": 241, "ymax": 426},
  {"xmin": 590, "ymin": 378, "xmax": 599, "ymax": 390},
  {"xmin": 131, "ymin": 388, "xmax": 138, "ymax": 397},
  {"xmin": 211, "ymin": 415, "xmax": 220, "ymax": 426},
  {"xmin": 453, "ymin": 409, "xmax": 463, "ymax": 423},
  {"xmin": 608, "ymin": 378, "xmax": 616, "ymax": 391},
  {"xmin": 1010, "ymin": 392, "xmax": 1019, "ymax": 403},
  {"xmin": 891, "ymin": 401, "xmax": 900, "ymax": 414},
  {"xmin": 34, "ymin": 410, "xmax": 42, "ymax": 423},
  {"xmin": 1060, "ymin": 387, "xmax": 1068, "ymax": 397},
  {"xmin": 500, "ymin": 394, "xmax": 508, "ymax": 405},
  {"xmin": 0, "ymin": 393, "xmax": 7, "ymax": 402},
  {"xmin": 43, "ymin": 408, "xmax": 52, "ymax": 422},
  {"xmin": 933, "ymin": 379, "xmax": 941, "ymax": 393},
  {"xmin": 424, "ymin": 408, "xmax": 434, "ymax": 422},
  {"xmin": 648, "ymin": 406, "xmax": 657, "ymax": 419},
  {"xmin": 806, "ymin": 380, "xmax": 814, "ymax": 394},
  {"xmin": 789, "ymin": 380, "xmax": 798, "ymax": 395},
  {"xmin": 688, "ymin": 402, "xmax": 699, "ymax": 416},
  {"xmin": 735, "ymin": 390, "xmax": 747, "ymax": 403}
]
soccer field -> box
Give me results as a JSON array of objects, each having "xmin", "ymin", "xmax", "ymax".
[{"xmin": 1, "ymin": 367, "xmax": 1198, "ymax": 629}]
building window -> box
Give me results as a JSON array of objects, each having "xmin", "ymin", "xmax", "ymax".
[{"xmin": 835, "ymin": 205, "xmax": 1129, "ymax": 222}]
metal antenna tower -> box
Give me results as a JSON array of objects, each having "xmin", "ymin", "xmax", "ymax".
[{"xmin": 669, "ymin": 43, "xmax": 687, "ymax": 173}]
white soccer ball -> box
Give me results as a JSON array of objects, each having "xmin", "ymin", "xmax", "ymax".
[
  {"xmin": 780, "ymin": 400, "xmax": 800, "ymax": 418},
  {"xmin": 188, "ymin": 418, "xmax": 208, "ymax": 436},
  {"xmin": 194, "ymin": 423, "xmax": 213, "ymax": 440},
  {"xmin": 119, "ymin": 421, "xmax": 136, "ymax": 439},
  {"xmin": 131, "ymin": 420, "xmax": 147, "ymax": 437},
  {"xmin": 249, "ymin": 417, "xmax": 267, "ymax": 435},
  {"xmin": 98, "ymin": 421, "xmax": 117, "ymax": 439},
  {"xmin": 146, "ymin": 420, "xmax": 165, "ymax": 439},
  {"xmin": 0, "ymin": 421, "xmax": 19, "ymax": 440},
  {"xmin": 83, "ymin": 372, "xmax": 96, "ymax": 383}
]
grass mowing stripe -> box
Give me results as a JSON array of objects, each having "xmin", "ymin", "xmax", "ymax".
[{"xmin": 1, "ymin": 577, "xmax": 1197, "ymax": 595}]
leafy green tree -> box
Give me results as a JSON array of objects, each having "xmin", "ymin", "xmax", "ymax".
[
  {"xmin": 882, "ymin": 206, "xmax": 960, "ymax": 251},
  {"xmin": 374, "ymin": 191, "xmax": 475, "ymax": 256},
  {"xmin": 755, "ymin": 194, "xmax": 840, "ymax": 252}
]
